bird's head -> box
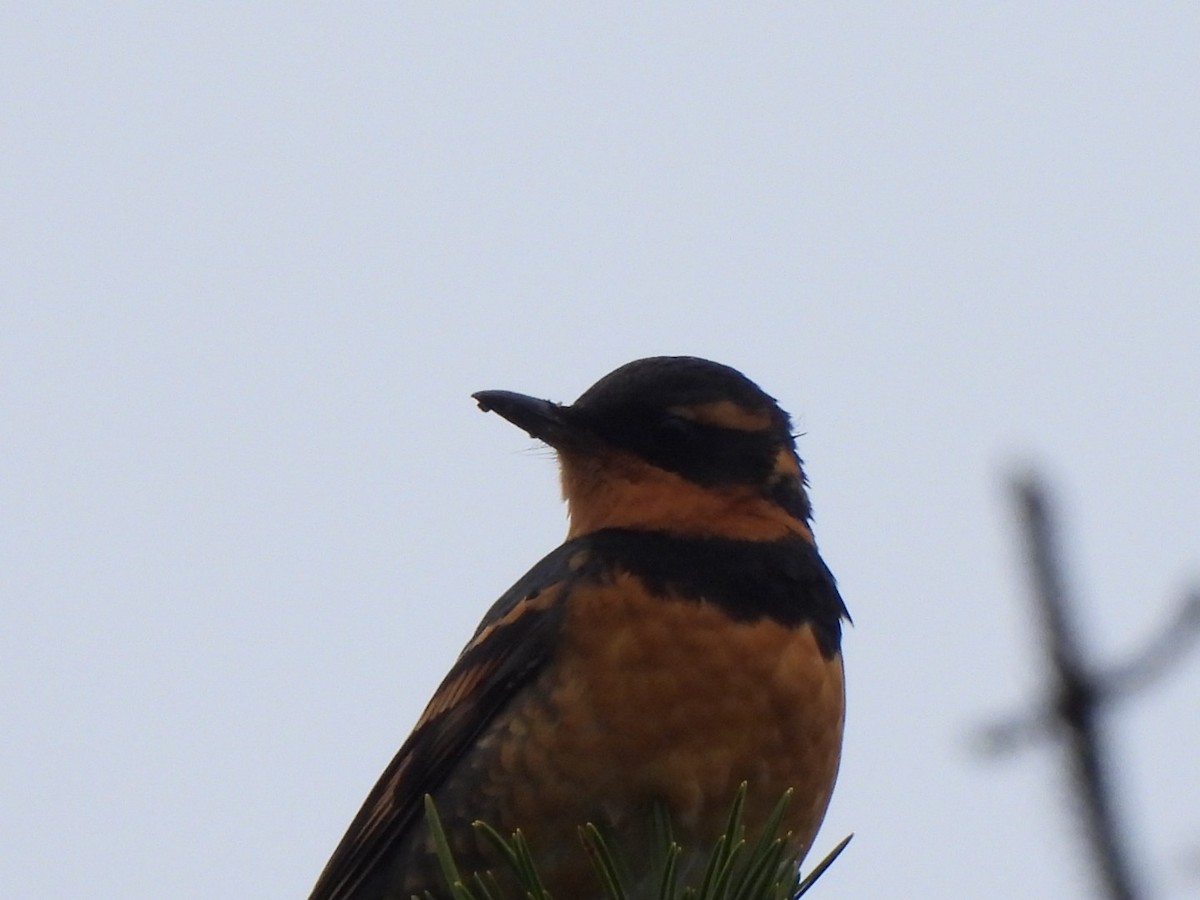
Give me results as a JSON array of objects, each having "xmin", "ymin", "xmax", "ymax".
[{"xmin": 474, "ymin": 356, "xmax": 814, "ymax": 542}]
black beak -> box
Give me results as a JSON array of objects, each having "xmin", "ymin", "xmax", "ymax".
[{"xmin": 472, "ymin": 390, "xmax": 587, "ymax": 448}]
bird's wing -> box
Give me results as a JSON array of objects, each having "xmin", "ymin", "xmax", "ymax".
[{"xmin": 306, "ymin": 543, "xmax": 579, "ymax": 900}]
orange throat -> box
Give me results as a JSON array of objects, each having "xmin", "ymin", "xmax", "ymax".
[{"xmin": 559, "ymin": 450, "xmax": 813, "ymax": 543}]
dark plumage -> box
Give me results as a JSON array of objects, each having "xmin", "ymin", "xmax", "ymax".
[{"xmin": 307, "ymin": 356, "xmax": 848, "ymax": 900}]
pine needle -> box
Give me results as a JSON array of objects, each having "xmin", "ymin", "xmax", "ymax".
[{"xmin": 421, "ymin": 789, "xmax": 850, "ymax": 900}]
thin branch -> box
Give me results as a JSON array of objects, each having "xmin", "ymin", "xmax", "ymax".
[
  {"xmin": 977, "ymin": 588, "xmax": 1200, "ymax": 756},
  {"xmin": 1012, "ymin": 475, "xmax": 1140, "ymax": 900},
  {"xmin": 1100, "ymin": 589, "xmax": 1200, "ymax": 700}
]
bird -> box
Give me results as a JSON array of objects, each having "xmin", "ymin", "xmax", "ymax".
[{"xmin": 307, "ymin": 356, "xmax": 849, "ymax": 900}]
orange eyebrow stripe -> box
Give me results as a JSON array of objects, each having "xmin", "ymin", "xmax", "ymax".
[{"xmin": 672, "ymin": 400, "xmax": 773, "ymax": 431}]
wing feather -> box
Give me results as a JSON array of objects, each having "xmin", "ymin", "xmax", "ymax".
[{"xmin": 306, "ymin": 544, "xmax": 579, "ymax": 900}]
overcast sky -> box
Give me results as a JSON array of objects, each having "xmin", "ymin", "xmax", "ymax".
[{"xmin": 3, "ymin": 5, "xmax": 1199, "ymax": 899}]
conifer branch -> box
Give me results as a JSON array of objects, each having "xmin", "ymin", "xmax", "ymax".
[{"xmin": 420, "ymin": 786, "xmax": 849, "ymax": 900}]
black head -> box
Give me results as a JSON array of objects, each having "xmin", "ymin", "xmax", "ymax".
[
  {"xmin": 568, "ymin": 357, "xmax": 795, "ymax": 487},
  {"xmin": 474, "ymin": 357, "xmax": 812, "ymax": 531}
]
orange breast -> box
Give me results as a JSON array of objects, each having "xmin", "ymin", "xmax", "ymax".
[{"xmin": 471, "ymin": 571, "xmax": 845, "ymax": 893}]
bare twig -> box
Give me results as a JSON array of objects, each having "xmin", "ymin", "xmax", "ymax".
[
  {"xmin": 978, "ymin": 472, "xmax": 1200, "ymax": 899},
  {"xmin": 1099, "ymin": 590, "xmax": 1200, "ymax": 700},
  {"xmin": 977, "ymin": 588, "xmax": 1200, "ymax": 756},
  {"xmin": 1010, "ymin": 475, "xmax": 1140, "ymax": 900}
]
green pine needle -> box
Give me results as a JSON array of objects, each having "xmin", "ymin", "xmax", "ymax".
[
  {"xmin": 417, "ymin": 786, "xmax": 850, "ymax": 900},
  {"xmin": 580, "ymin": 823, "xmax": 631, "ymax": 900}
]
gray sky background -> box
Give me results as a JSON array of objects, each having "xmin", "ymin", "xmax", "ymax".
[{"xmin": 3, "ymin": 5, "xmax": 1198, "ymax": 899}]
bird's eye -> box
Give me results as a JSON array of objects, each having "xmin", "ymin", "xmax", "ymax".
[{"xmin": 652, "ymin": 415, "xmax": 693, "ymax": 448}]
